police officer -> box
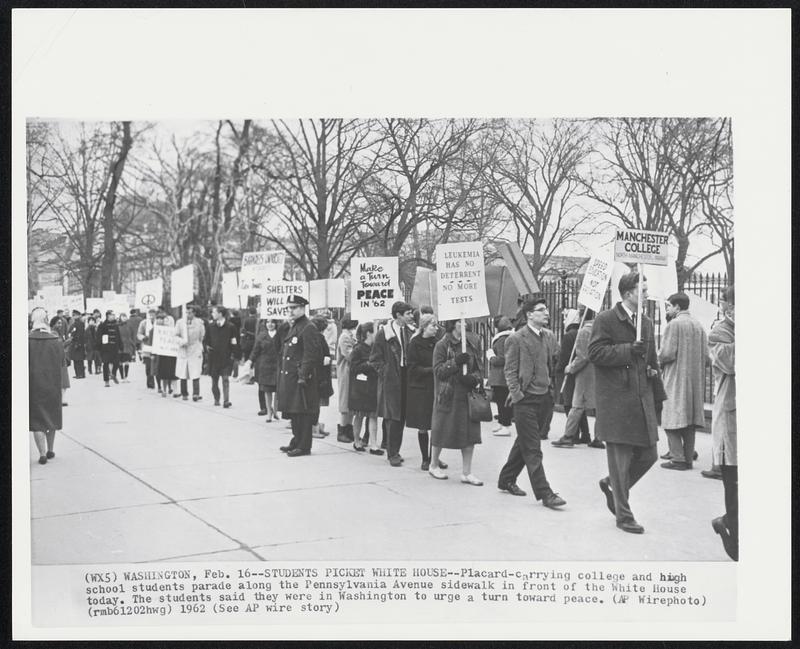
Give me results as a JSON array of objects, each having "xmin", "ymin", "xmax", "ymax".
[{"xmin": 277, "ymin": 295, "xmax": 323, "ymax": 457}]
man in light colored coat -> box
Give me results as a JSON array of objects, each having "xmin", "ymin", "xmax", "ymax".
[
  {"xmin": 175, "ymin": 305, "xmax": 206, "ymax": 401},
  {"xmin": 658, "ymin": 292, "xmax": 709, "ymax": 471}
]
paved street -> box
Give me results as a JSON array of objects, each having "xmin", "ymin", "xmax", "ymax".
[{"xmin": 30, "ymin": 362, "xmax": 729, "ymax": 564}]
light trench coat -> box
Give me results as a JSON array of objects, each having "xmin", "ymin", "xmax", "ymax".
[
  {"xmin": 175, "ymin": 317, "xmax": 206, "ymax": 380},
  {"xmin": 709, "ymin": 317, "xmax": 736, "ymax": 466}
]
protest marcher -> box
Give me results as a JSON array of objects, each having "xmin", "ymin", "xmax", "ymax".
[
  {"xmin": 117, "ymin": 312, "xmax": 137, "ymax": 382},
  {"xmin": 137, "ymin": 309, "xmax": 157, "ymax": 389},
  {"xmin": 429, "ymin": 319, "xmax": 484, "ymax": 484},
  {"xmin": 370, "ymin": 301, "xmax": 415, "ymax": 467},
  {"xmin": 150, "ymin": 313, "xmax": 175, "ymax": 396},
  {"xmin": 29, "ymin": 308, "xmax": 63, "ymax": 465},
  {"xmin": 406, "ymin": 313, "xmax": 439, "ymax": 471},
  {"xmin": 496, "ymin": 298, "xmax": 566, "ymax": 509},
  {"xmin": 310, "ymin": 315, "xmax": 334, "ymax": 439},
  {"xmin": 175, "ymin": 305, "xmax": 206, "ymax": 401},
  {"xmin": 277, "ymin": 295, "xmax": 322, "ymax": 457},
  {"xmin": 487, "ymin": 316, "xmax": 514, "ymax": 437},
  {"xmin": 658, "ymin": 292, "xmax": 708, "ymax": 471},
  {"xmin": 709, "ymin": 286, "xmax": 737, "ymax": 561},
  {"xmin": 588, "ymin": 272, "xmax": 659, "ymax": 534},
  {"xmin": 552, "ymin": 309, "xmax": 603, "ymax": 448},
  {"xmin": 203, "ymin": 306, "xmax": 239, "ymax": 408},
  {"xmin": 96, "ymin": 310, "xmax": 123, "ymax": 387},
  {"xmin": 67, "ymin": 310, "xmax": 86, "ymax": 379},
  {"xmin": 320, "ymin": 309, "xmax": 338, "ymax": 362},
  {"xmin": 128, "ymin": 309, "xmax": 143, "ymax": 351},
  {"xmin": 49, "ymin": 316, "xmax": 71, "ymax": 405},
  {"xmin": 85, "ymin": 317, "xmax": 100, "ymax": 375},
  {"xmin": 228, "ymin": 309, "xmax": 242, "ymax": 378},
  {"xmin": 336, "ymin": 315, "xmax": 358, "ymax": 443},
  {"xmin": 247, "ymin": 319, "xmax": 280, "ymax": 421},
  {"xmin": 349, "ymin": 322, "xmax": 378, "ymax": 453},
  {"xmin": 240, "ymin": 307, "xmax": 259, "ymax": 383},
  {"xmin": 556, "ymin": 309, "xmax": 590, "ymax": 444}
]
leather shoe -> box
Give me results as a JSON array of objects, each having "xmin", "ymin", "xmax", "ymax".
[
  {"xmin": 712, "ymin": 517, "xmax": 739, "ymax": 561},
  {"xmin": 599, "ymin": 478, "xmax": 616, "ymax": 515},
  {"xmin": 286, "ymin": 448, "xmax": 310, "ymax": 457},
  {"xmin": 661, "ymin": 461, "xmax": 689, "ymax": 471},
  {"xmin": 46, "ymin": 451, "xmax": 55, "ymax": 459},
  {"xmin": 223, "ymin": 401, "xmax": 232, "ymax": 408},
  {"xmin": 368, "ymin": 448, "xmax": 385, "ymax": 456},
  {"xmin": 588, "ymin": 439, "xmax": 605, "ymax": 449},
  {"xmin": 701, "ymin": 469, "xmax": 722, "ymax": 480},
  {"xmin": 551, "ymin": 439, "xmax": 575, "ymax": 448},
  {"xmin": 279, "ymin": 445, "xmax": 294, "ymax": 453},
  {"xmin": 257, "ymin": 409, "xmax": 268, "ymax": 416},
  {"xmin": 192, "ymin": 395, "xmax": 202, "ymax": 402},
  {"xmin": 617, "ymin": 520, "xmax": 644, "ymax": 534},
  {"xmin": 542, "ymin": 493, "xmax": 566, "ymax": 508},
  {"xmin": 498, "ymin": 483, "xmax": 526, "ymax": 497},
  {"xmin": 389, "ymin": 455, "xmax": 403, "ymax": 467},
  {"xmin": 660, "ymin": 452, "xmax": 672, "ymax": 460}
]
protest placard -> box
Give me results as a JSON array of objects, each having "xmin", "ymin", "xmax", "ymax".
[
  {"xmin": 409, "ymin": 267, "xmax": 437, "ymax": 313},
  {"xmin": 643, "ymin": 242, "xmax": 678, "ymax": 301},
  {"xmin": 63, "ymin": 294, "xmax": 85, "ymax": 314},
  {"xmin": 349, "ymin": 257, "xmax": 399, "ymax": 321},
  {"xmin": 435, "ymin": 241, "xmax": 490, "ymax": 321},
  {"xmin": 259, "ymin": 281, "xmax": 309, "ymax": 319},
  {"xmin": 221, "ymin": 271, "xmax": 241, "ymax": 309},
  {"xmin": 309, "ymin": 278, "xmax": 346, "ymax": 310},
  {"xmin": 242, "ymin": 250, "xmax": 286, "ymax": 269},
  {"xmin": 85, "ymin": 298, "xmax": 104, "ymax": 314},
  {"xmin": 484, "ymin": 265, "xmax": 520, "ymax": 317},
  {"xmin": 170, "ymin": 265, "xmax": 194, "ymax": 306},
  {"xmin": 134, "ymin": 278, "xmax": 163, "ymax": 312},
  {"xmin": 101, "ymin": 290, "xmax": 116, "ymax": 300},
  {"xmin": 239, "ymin": 250, "xmax": 285, "ymax": 294},
  {"xmin": 687, "ymin": 291, "xmax": 722, "ymax": 332},
  {"xmin": 614, "ymin": 229, "xmax": 670, "ymax": 266},
  {"xmin": 151, "ymin": 324, "xmax": 180, "ymax": 357},
  {"xmin": 497, "ymin": 241, "xmax": 539, "ymax": 295},
  {"xmin": 577, "ymin": 247, "xmax": 614, "ymax": 312}
]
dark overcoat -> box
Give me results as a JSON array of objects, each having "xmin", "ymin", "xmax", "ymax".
[
  {"xmin": 277, "ymin": 315, "xmax": 322, "ymax": 414},
  {"xmin": 405, "ymin": 333, "xmax": 436, "ymax": 429},
  {"xmin": 249, "ymin": 330, "xmax": 280, "ymax": 389},
  {"xmin": 369, "ymin": 322, "xmax": 412, "ymax": 421},
  {"xmin": 96, "ymin": 320, "xmax": 123, "ymax": 362},
  {"xmin": 68, "ymin": 319, "xmax": 86, "ymax": 362},
  {"xmin": 348, "ymin": 342, "xmax": 377, "ymax": 413},
  {"xmin": 29, "ymin": 329, "xmax": 63, "ymax": 432},
  {"xmin": 430, "ymin": 333, "xmax": 483, "ymax": 449},
  {"xmin": 557, "ymin": 324, "xmax": 579, "ymax": 405},
  {"xmin": 587, "ymin": 303, "xmax": 659, "ymax": 447}
]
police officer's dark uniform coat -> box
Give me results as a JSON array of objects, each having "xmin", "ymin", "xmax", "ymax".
[{"xmin": 277, "ymin": 314, "xmax": 322, "ymax": 414}]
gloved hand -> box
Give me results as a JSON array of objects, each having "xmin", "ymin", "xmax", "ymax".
[
  {"xmin": 454, "ymin": 352, "xmax": 470, "ymax": 365},
  {"xmin": 631, "ymin": 340, "xmax": 647, "ymax": 357},
  {"xmin": 457, "ymin": 373, "xmax": 480, "ymax": 389}
]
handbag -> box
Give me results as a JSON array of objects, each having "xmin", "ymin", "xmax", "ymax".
[{"xmin": 467, "ymin": 387, "xmax": 493, "ymax": 423}]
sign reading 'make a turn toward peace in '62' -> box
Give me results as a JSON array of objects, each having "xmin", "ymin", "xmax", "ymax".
[{"xmin": 614, "ymin": 229, "xmax": 670, "ymax": 266}]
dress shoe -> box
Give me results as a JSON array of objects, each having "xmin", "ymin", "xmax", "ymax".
[
  {"xmin": 660, "ymin": 452, "xmax": 672, "ymax": 460},
  {"xmin": 62, "ymin": 402, "xmax": 68, "ymax": 407},
  {"xmin": 214, "ymin": 400, "xmax": 221, "ymax": 406},
  {"xmin": 701, "ymin": 469, "xmax": 722, "ymax": 480},
  {"xmin": 286, "ymin": 448, "xmax": 310, "ymax": 457},
  {"xmin": 46, "ymin": 451, "xmax": 55, "ymax": 459},
  {"xmin": 389, "ymin": 455, "xmax": 403, "ymax": 467},
  {"xmin": 192, "ymin": 395, "xmax": 202, "ymax": 402},
  {"xmin": 438, "ymin": 460, "xmax": 448, "ymax": 470},
  {"xmin": 421, "ymin": 460, "xmax": 431, "ymax": 471},
  {"xmin": 661, "ymin": 461, "xmax": 688, "ymax": 471},
  {"xmin": 279, "ymin": 445, "xmax": 294, "ymax": 453},
  {"xmin": 428, "ymin": 467, "xmax": 448, "ymax": 480},
  {"xmin": 712, "ymin": 517, "xmax": 739, "ymax": 561},
  {"xmin": 551, "ymin": 439, "xmax": 575, "ymax": 448},
  {"xmin": 223, "ymin": 401, "xmax": 232, "ymax": 408},
  {"xmin": 588, "ymin": 439, "xmax": 606, "ymax": 449},
  {"xmin": 617, "ymin": 520, "xmax": 645, "ymax": 534},
  {"xmin": 369, "ymin": 448, "xmax": 385, "ymax": 456},
  {"xmin": 693, "ymin": 450, "xmax": 699, "ymax": 461},
  {"xmin": 38, "ymin": 456, "xmax": 47, "ymax": 465},
  {"xmin": 173, "ymin": 393, "xmax": 181, "ymax": 398},
  {"xmin": 542, "ymin": 493, "xmax": 566, "ymax": 508},
  {"xmin": 257, "ymin": 409, "xmax": 268, "ymax": 416},
  {"xmin": 461, "ymin": 474, "xmax": 484, "ymax": 486},
  {"xmin": 599, "ymin": 478, "xmax": 616, "ymax": 515},
  {"xmin": 353, "ymin": 443, "xmax": 366, "ymax": 452},
  {"xmin": 104, "ymin": 381, "xmax": 110, "ymax": 387},
  {"xmin": 498, "ymin": 483, "xmax": 526, "ymax": 496},
  {"xmin": 182, "ymin": 395, "xmax": 189, "ymax": 401}
]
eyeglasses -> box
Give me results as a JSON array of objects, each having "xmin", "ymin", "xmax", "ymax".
[{"xmin": 532, "ymin": 306, "xmax": 549, "ymax": 313}]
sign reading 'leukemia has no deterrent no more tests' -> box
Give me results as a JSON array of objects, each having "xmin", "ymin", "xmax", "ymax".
[
  {"xmin": 350, "ymin": 257, "xmax": 399, "ymax": 321},
  {"xmin": 614, "ymin": 229, "xmax": 670, "ymax": 266},
  {"xmin": 435, "ymin": 241, "xmax": 490, "ymax": 321}
]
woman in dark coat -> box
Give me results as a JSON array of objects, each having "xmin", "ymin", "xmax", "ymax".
[
  {"xmin": 310, "ymin": 315, "xmax": 334, "ymax": 438},
  {"xmin": 429, "ymin": 319, "xmax": 484, "ymax": 484},
  {"xmin": 348, "ymin": 322, "xmax": 380, "ymax": 454},
  {"xmin": 248, "ymin": 319, "xmax": 281, "ymax": 421},
  {"xmin": 406, "ymin": 313, "xmax": 438, "ymax": 470},
  {"xmin": 85, "ymin": 317, "xmax": 100, "ymax": 374},
  {"xmin": 49, "ymin": 316, "xmax": 71, "ymax": 401},
  {"xmin": 68, "ymin": 314, "xmax": 87, "ymax": 379},
  {"xmin": 29, "ymin": 309, "xmax": 64, "ymax": 464}
]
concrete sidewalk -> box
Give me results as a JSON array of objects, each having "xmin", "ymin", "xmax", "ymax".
[{"xmin": 30, "ymin": 363, "xmax": 730, "ymax": 564}]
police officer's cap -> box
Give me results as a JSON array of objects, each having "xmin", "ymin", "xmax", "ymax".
[{"xmin": 286, "ymin": 294, "xmax": 309, "ymax": 306}]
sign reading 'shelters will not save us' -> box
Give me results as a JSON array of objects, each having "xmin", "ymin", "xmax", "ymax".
[{"xmin": 614, "ymin": 229, "xmax": 670, "ymax": 266}]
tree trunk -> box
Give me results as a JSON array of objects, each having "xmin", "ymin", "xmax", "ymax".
[{"xmin": 100, "ymin": 122, "xmax": 133, "ymax": 290}]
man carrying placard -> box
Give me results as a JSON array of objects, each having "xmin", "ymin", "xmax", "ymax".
[
  {"xmin": 203, "ymin": 306, "xmax": 239, "ymax": 408},
  {"xmin": 588, "ymin": 272, "xmax": 660, "ymax": 534}
]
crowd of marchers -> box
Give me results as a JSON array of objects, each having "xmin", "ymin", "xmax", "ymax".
[{"xmin": 28, "ymin": 272, "xmax": 737, "ymax": 560}]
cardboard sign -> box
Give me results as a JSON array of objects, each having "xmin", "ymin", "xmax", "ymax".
[
  {"xmin": 350, "ymin": 257, "xmax": 400, "ymax": 321},
  {"xmin": 309, "ymin": 278, "xmax": 346, "ymax": 310},
  {"xmin": 102, "ymin": 290, "xmax": 116, "ymax": 300},
  {"xmin": 435, "ymin": 241, "xmax": 490, "ymax": 321},
  {"xmin": 239, "ymin": 250, "xmax": 285, "ymax": 294},
  {"xmin": 687, "ymin": 291, "xmax": 722, "ymax": 333},
  {"xmin": 85, "ymin": 298, "xmax": 104, "ymax": 315},
  {"xmin": 614, "ymin": 229, "xmax": 670, "ymax": 266},
  {"xmin": 242, "ymin": 250, "xmax": 286, "ymax": 268},
  {"xmin": 151, "ymin": 324, "xmax": 180, "ymax": 357},
  {"xmin": 135, "ymin": 278, "xmax": 163, "ymax": 312},
  {"xmin": 578, "ymin": 248, "xmax": 614, "ymax": 312},
  {"xmin": 643, "ymin": 244, "xmax": 678, "ymax": 301},
  {"xmin": 409, "ymin": 267, "xmax": 438, "ymax": 313},
  {"xmin": 104, "ymin": 301, "xmax": 130, "ymax": 318},
  {"xmin": 259, "ymin": 281, "xmax": 309, "ymax": 319},
  {"xmin": 484, "ymin": 265, "xmax": 520, "ymax": 317},
  {"xmin": 497, "ymin": 241, "xmax": 539, "ymax": 294},
  {"xmin": 221, "ymin": 271, "xmax": 241, "ymax": 309},
  {"xmin": 170, "ymin": 264, "xmax": 194, "ymax": 306}
]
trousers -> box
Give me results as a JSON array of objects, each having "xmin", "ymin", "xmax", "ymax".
[
  {"xmin": 666, "ymin": 426, "xmax": 696, "ymax": 466},
  {"xmin": 289, "ymin": 413, "xmax": 313, "ymax": 451},
  {"xmin": 385, "ymin": 367, "xmax": 408, "ymax": 458},
  {"xmin": 180, "ymin": 378, "xmax": 200, "ymax": 397},
  {"xmin": 491, "ymin": 385, "xmax": 513, "ymax": 426},
  {"xmin": 604, "ymin": 442, "xmax": 658, "ymax": 524},
  {"xmin": 102, "ymin": 359, "xmax": 120, "ymax": 382},
  {"xmin": 498, "ymin": 393, "xmax": 554, "ymax": 500},
  {"xmin": 210, "ymin": 366, "xmax": 231, "ymax": 403},
  {"xmin": 143, "ymin": 357, "xmax": 155, "ymax": 388},
  {"xmin": 721, "ymin": 464, "xmax": 738, "ymax": 558}
]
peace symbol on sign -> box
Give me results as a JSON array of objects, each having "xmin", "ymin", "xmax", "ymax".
[{"xmin": 141, "ymin": 294, "xmax": 156, "ymax": 306}]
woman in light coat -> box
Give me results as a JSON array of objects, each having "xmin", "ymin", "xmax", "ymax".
[
  {"xmin": 336, "ymin": 315, "xmax": 358, "ymax": 443},
  {"xmin": 175, "ymin": 305, "xmax": 206, "ymax": 401}
]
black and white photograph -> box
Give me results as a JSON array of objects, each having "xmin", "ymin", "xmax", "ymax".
[{"xmin": 11, "ymin": 8, "xmax": 790, "ymax": 642}]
